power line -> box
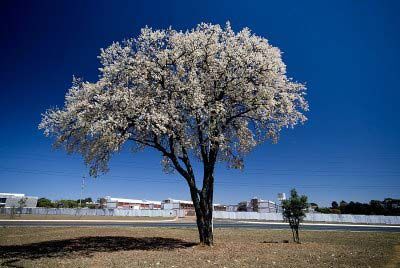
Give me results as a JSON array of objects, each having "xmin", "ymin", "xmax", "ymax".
[
  {"xmin": 1, "ymin": 164, "xmax": 400, "ymax": 177},
  {"xmin": 2, "ymin": 166, "xmax": 400, "ymax": 180},
  {"xmin": 1, "ymin": 151, "xmax": 400, "ymax": 178},
  {"xmin": 0, "ymin": 167, "xmax": 399, "ymax": 189},
  {"xmin": 1, "ymin": 150, "xmax": 400, "ymax": 163}
]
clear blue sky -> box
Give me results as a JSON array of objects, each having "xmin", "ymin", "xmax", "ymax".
[{"xmin": 1, "ymin": 0, "xmax": 399, "ymax": 206}]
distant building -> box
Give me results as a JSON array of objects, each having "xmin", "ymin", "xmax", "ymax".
[
  {"xmin": 237, "ymin": 201, "xmax": 250, "ymax": 211},
  {"xmin": 161, "ymin": 198, "xmax": 227, "ymax": 215},
  {"xmin": 103, "ymin": 196, "xmax": 161, "ymax": 209},
  {"xmin": 0, "ymin": 193, "xmax": 38, "ymax": 208},
  {"xmin": 162, "ymin": 198, "xmax": 194, "ymax": 210},
  {"xmin": 227, "ymin": 204, "xmax": 238, "ymax": 212},
  {"xmin": 308, "ymin": 203, "xmax": 319, "ymax": 213},
  {"xmin": 250, "ymin": 198, "xmax": 278, "ymax": 213},
  {"xmin": 277, "ymin": 193, "xmax": 286, "ymax": 201},
  {"xmin": 233, "ymin": 197, "xmax": 280, "ymax": 212}
]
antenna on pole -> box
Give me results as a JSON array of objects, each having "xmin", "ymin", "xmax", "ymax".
[
  {"xmin": 277, "ymin": 193, "xmax": 286, "ymax": 213},
  {"xmin": 80, "ymin": 175, "xmax": 86, "ymax": 208}
]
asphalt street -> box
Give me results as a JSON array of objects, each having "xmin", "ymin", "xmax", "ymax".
[{"xmin": 1, "ymin": 220, "xmax": 399, "ymax": 232}]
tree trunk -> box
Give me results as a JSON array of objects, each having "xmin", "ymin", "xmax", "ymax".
[
  {"xmin": 174, "ymin": 138, "xmax": 217, "ymax": 246},
  {"xmin": 190, "ymin": 195, "xmax": 214, "ymax": 246},
  {"xmin": 196, "ymin": 206, "xmax": 213, "ymax": 245},
  {"xmin": 291, "ymin": 226, "xmax": 296, "ymax": 242},
  {"xmin": 295, "ymin": 225, "xmax": 300, "ymax": 244},
  {"xmin": 188, "ymin": 173, "xmax": 214, "ymax": 246}
]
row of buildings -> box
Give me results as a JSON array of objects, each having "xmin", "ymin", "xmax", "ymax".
[
  {"xmin": 99, "ymin": 196, "xmax": 283, "ymax": 213},
  {"xmin": 0, "ymin": 193, "xmax": 283, "ymax": 213},
  {"xmin": 99, "ymin": 197, "xmax": 228, "ymax": 211}
]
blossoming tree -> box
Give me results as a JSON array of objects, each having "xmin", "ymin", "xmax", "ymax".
[{"xmin": 39, "ymin": 22, "xmax": 308, "ymax": 245}]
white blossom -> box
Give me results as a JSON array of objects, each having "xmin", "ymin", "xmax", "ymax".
[{"xmin": 39, "ymin": 22, "xmax": 308, "ymax": 176}]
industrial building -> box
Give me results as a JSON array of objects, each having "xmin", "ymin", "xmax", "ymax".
[
  {"xmin": 162, "ymin": 198, "xmax": 194, "ymax": 210},
  {"xmin": 237, "ymin": 197, "xmax": 280, "ymax": 213},
  {"xmin": 100, "ymin": 195, "xmax": 284, "ymax": 213},
  {"xmin": 161, "ymin": 198, "xmax": 227, "ymax": 214},
  {"xmin": 227, "ymin": 204, "xmax": 239, "ymax": 212},
  {"xmin": 102, "ymin": 196, "xmax": 162, "ymax": 209},
  {"xmin": 0, "ymin": 193, "xmax": 38, "ymax": 208},
  {"xmin": 250, "ymin": 197, "xmax": 279, "ymax": 213}
]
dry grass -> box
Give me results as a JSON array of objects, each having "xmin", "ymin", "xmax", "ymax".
[
  {"xmin": 0, "ymin": 214, "xmax": 174, "ymax": 221},
  {"xmin": 0, "ymin": 227, "xmax": 399, "ymax": 267}
]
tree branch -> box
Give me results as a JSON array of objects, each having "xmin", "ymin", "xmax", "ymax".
[
  {"xmin": 165, "ymin": 136, "xmax": 198, "ymax": 190},
  {"xmin": 195, "ymin": 116, "xmax": 209, "ymax": 164}
]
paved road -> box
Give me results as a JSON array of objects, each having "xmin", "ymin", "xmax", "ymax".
[{"xmin": 1, "ymin": 220, "xmax": 399, "ymax": 232}]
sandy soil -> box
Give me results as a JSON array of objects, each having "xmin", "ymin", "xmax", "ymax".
[{"xmin": 0, "ymin": 227, "xmax": 399, "ymax": 267}]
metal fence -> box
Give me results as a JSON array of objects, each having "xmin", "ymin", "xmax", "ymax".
[
  {"xmin": 1, "ymin": 208, "xmax": 399, "ymax": 224},
  {"xmin": 0, "ymin": 207, "xmax": 184, "ymax": 218},
  {"xmin": 305, "ymin": 213, "xmax": 400, "ymax": 225},
  {"xmin": 214, "ymin": 211, "xmax": 284, "ymax": 221},
  {"xmin": 213, "ymin": 211, "xmax": 400, "ymax": 225}
]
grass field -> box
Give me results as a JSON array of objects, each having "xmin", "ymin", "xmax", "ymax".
[{"xmin": 1, "ymin": 227, "xmax": 399, "ymax": 267}]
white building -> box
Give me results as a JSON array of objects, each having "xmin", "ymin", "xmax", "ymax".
[
  {"xmin": 103, "ymin": 196, "xmax": 161, "ymax": 209},
  {"xmin": 161, "ymin": 198, "xmax": 227, "ymax": 212},
  {"xmin": 236, "ymin": 197, "xmax": 279, "ymax": 212},
  {"xmin": 0, "ymin": 193, "xmax": 38, "ymax": 208},
  {"xmin": 227, "ymin": 204, "xmax": 238, "ymax": 212},
  {"xmin": 161, "ymin": 198, "xmax": 194, "ymax": 210},
  {"xmin": 251, "ymin": 198, "xmax": 278, "ymax": 213}
]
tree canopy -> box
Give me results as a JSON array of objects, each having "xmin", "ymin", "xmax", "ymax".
[
  {"xmin": 316, "ymin": 198, "xmax": 400, "ymax": 216},
  {"xmin": 39, "ymin": 22, "xmax": 307, "ymax": 177},
  {"xmin": 37, "ymin": 198, "xmax": 53, "ymax": 208}
]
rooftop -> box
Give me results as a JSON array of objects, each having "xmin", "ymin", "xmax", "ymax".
[{"xmin": 105, "ymin": 197, "xmax": 161, "ymax": 205}]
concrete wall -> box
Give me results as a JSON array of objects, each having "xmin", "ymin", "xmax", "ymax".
[
  {"xmin": 214, "ymin": 211, "xmax": 284, "ymax": 221},
  {"xmin": 213, "ymin": 211, "xmax": 400, "ymax": 225},
  {"xmin": 1, "ymin": 208, "xmax": 399, "ymax": 224},
  {"xmin": 0, "ymin": 207, "xmax": 184, "ymax": 218},
  {"xmin": 305, "ymin": 213, "xmax": 400, "ymax": 225}
]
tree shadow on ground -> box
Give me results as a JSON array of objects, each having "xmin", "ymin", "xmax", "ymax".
[{"xmin": 0, "ymin": 236, "xmax": 197, "ymax": 267}]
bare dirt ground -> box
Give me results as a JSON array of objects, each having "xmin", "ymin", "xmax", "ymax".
[
  {"xmin": 0, "ymin": 227, "xmax": 399, "ymax": 267},
  {"xmin": 0, "ymin": 214, "xmax": 175, "ymax": 221}
]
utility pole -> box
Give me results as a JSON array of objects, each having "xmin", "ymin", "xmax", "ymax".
[
  {"xmin": 277, "ymin": 192, "xmax": 286, "ymax": 213},
  {"xmin": 80, "ymin": 175, "xmax": 86, "ymax": 208}
]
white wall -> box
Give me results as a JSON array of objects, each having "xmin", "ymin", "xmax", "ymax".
[
  {"xmin": 0, "ymin": 207, "xmax": 182, "ymax": 217},
  {"xmin": 213, "ymin": 211, "xmax": 400, "ymax": 225},
  {"xmin": 2, "ymin": 208, "xmax": 399, "ymax": 224}
]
